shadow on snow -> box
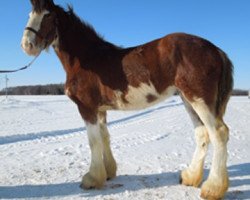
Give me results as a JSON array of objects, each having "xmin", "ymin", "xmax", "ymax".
[
  {"xmin": 0, "ymin": 101, "xmax": 182, "ymax": 145},
  {"xmin": 0, "ymin": 163, "xmax": 250, "ymax": 199},
  {"xmin": 0, "ymin": 171, "xmax": 179, "ymax": 199}
]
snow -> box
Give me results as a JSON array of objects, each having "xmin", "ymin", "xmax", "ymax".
[{"xmin": 0, "ymin": 95, "xmax": 249, "ymax": 200}]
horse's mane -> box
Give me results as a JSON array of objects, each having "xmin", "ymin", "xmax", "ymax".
[
  {"xmin": 54, "ymin": 5, "xmax": 120, "ymax": 66},
  {"xmin": 66, "ymin": 6, "xmax": 104, "ymax": 43},
  {"xmin": 56, "ymin": 5, "xmax": 117, "ymax": 48}
]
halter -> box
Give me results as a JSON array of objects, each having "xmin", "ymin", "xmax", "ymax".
[
  {"xmin": 25, "ymin": 27, "xmax": 47, "ymax": 41},
  {"xmin": 25, "ymin": 27, "xmax": 49, "ymax": 48}
]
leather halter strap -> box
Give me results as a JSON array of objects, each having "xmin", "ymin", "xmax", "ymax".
[
  {"xmin": 25, "ymin": 27, "xmax": 45, "ymax": 40},
  {"xmin": 25, "ymin": 27, "xmax": 50, "ymax": 49}
]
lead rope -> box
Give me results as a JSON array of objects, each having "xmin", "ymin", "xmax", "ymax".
[{"xmin": 0, "ymin": 51, "xmax": 41, "ymax": 73}]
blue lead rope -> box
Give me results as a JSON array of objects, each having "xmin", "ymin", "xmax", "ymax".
[{"xmin": 0, "ymin": 53, "xmax": 40, "ymax": 73}]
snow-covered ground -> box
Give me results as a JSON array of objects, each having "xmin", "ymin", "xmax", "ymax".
[{"xmin": 0, "ymin": 95, "xmax": 249, "ymax": 200}]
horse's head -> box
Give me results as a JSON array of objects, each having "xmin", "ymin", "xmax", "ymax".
[{"xmin": 21, "ymin": 0, "xmax": 57, "ymax": 56}]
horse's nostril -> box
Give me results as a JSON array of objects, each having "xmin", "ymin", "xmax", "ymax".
[{"xmin": 21, "ymin": 39, "xmax": 35, "ymax": 52}]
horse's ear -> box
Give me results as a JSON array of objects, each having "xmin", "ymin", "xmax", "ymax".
[
  {"xmin": 30, "ymin": 0, "xmax": 55, "ymax": 5},
  {"xmin": 30, "ymin": 0, "xmax": 55, "ymax": 11},
  {"xmin": 30, "ymin": 0, "xmax": 44, "ymax": 8},
  {"xmin": 46, "ymin": 0, "xmax": 55, "ymax": 6},
  {"xmin": 30, "ymin": 0, "xmax": 36, "ymax": 6}
]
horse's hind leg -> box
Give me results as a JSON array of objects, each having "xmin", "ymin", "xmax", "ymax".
[
  {"xmin": 180, "ymin": 96, "xmax": 210, "ymax": 187},
  {"xmin": 189, "ymin": 98, "xmax": 229, "ymax": 200},
  {"xmin": 99, "ymin": 111, "xmax": 117, "ymax": 180}
]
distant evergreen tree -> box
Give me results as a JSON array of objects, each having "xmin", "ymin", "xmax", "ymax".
[{"xmin": 0, "ymin": 84, "xmax": 65, "ymax": 95}]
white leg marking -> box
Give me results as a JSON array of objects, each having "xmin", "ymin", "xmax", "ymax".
[
  {"xmin": 181, "ymin": 96, "xmax": 209, "ymax": 186},
  {"xmin": 100, "ymin": 123, "xmax": 117, "ymax": 179},
  {"xmin": 86, "ymin": 122, "xmax": 105, "ymax": 173},
  {"xmin": 188, "ymin": 126, "xmax": 209, "ymax": 174},
  {"xmin": 82, "ymin": 122, "xmax": 106, "ymax": 189},
  {"xmin": 190, "ymin": 99, "xmax": 229, "ymax": 199},
  {"xmin": 98, "ymin": 112, "xmax": 117, "ymax": 179}
]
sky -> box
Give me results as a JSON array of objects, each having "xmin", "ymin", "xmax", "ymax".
[{"xmin": 0, "ymin": 0, "xmax": 249, "ymax": 90}]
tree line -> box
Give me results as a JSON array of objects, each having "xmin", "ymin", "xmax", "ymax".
[
  {"xmin": 232, "ymin": 89, "xmax": 249, "ymax": 96},
  {"xmin": 0, "ymin": 84, "xmax": 248, "ymax": 96},
  {"xmin": 0, "ymin": 83, "xmax": 65, "ymax": 95}
]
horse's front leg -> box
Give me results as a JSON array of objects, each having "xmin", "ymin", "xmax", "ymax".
[
  {"xmin": 99, "ymin": 111, "xmax": 117, "ymax": 180},
  {"xmin": 78, "ymin": 107, "xmax": 107, "ymax": 189}
]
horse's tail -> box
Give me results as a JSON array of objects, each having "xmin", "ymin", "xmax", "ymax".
[{"xmin": 216, "ymin": 50, "xmax": 234, "ymax": 118}]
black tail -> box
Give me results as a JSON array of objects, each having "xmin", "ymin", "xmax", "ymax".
[{"xmin": 216, "ymin": 50, "xmax": 234, "ymax": 117}]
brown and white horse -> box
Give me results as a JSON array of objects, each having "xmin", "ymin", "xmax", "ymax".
[{"xmin": 21, "ymin": 0, "xmax": 233, "ymax": 199}]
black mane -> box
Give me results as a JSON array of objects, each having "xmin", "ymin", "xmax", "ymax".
[
  {"xmin": 54, "ymin": 5, "xmax": 120, "ymax": 66},
  {"xmin": 67, "ymin": 6, "xmax": 102, "ymax": 40}
]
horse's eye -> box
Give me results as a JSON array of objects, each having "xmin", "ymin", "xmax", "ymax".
[{"xmin": 44, "ymin": 14, "xmax": 52, "ymax": 19}]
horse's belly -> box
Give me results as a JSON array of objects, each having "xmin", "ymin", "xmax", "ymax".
[{"xmin": 113, "ymin": 83, "xmax": 176, "ymax": 111}]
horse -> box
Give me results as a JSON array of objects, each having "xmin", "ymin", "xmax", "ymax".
[{"xmin": 21, "ymin": 0, "xmax": 233, "ymax": 199}]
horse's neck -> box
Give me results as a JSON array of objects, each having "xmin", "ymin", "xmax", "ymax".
[
  {"xmin": 52, "ymin": 27, "xmax": 93, "ymax": 74},
  {"xmin": 54, "ymin": 19, "xmax": 103, "ymax": 65},
  {"xmin": 53, "ymin": 9, "xmax": 121, "ymax": 76},
  {"xmin": 54, "ymin": 27, "xmax": 120, "ymax": 76}
]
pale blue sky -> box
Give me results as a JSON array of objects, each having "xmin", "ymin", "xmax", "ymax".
[{"xmin": 0, "ymin": 0, "xmax": 249, "ymax": 90}]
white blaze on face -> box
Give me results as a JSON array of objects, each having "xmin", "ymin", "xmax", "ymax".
[{"xmin": 21, "ymin": 10, "xmax": 50, "ymax": 56}]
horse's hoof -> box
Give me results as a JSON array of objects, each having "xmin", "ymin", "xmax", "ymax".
[
  {"xmin": 200, "ymin": 178, "xmax": 229, "ymax": 200},
  {"xmin": 80, "ymin": 172, "xmax": 106, "ymax": 189},
  {"xmin": 180, "ymin": 169, "xmax": 203, "ymax": 187}
]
